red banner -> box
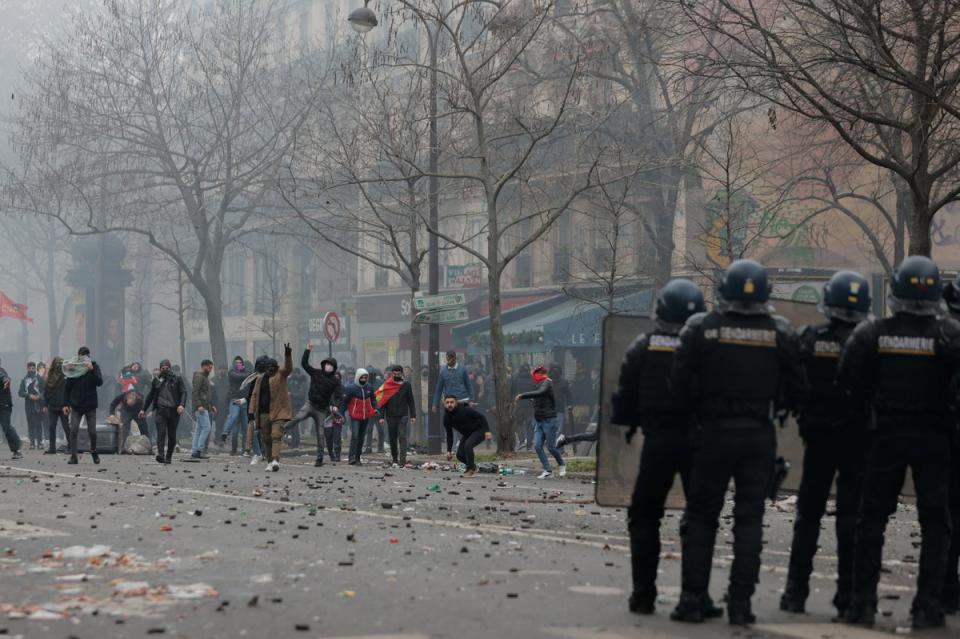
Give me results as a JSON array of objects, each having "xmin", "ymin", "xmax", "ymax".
[{"xmin": 0, "ymin": 292, "xmax": 33, "ymax": 323}]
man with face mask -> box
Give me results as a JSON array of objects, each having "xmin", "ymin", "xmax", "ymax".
[
  {"xmin": 341, "ymin": 368, "xmax": 379, "ymax": 465},
  {"xmin": 377, "ymin": 364, "xmax": 417, "ymax": 467},
  {"xmin": 64, "ymin": 347, "xmax": 104, "ymax": 465},
  {"xmin": 18, "ymin": 362, "xmax": 44, "ymax": 449},
  {"xmin": 141, "ymin": 359, "xmax": 186, "ymax": 464},
  {"xmin": 285, "ymin": 342, "xmax": 344, "ymax": 466}
]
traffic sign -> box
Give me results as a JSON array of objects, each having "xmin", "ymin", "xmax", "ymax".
[
  {"xmin": 323, "ymin": 311, "xmax": 341, "ymax": 343},
  {"xmin": 413, "ymin": 308, "xmax": 469, "ymax": 324},
  {"xmin": 413, "ymin": 292, "xmax": 467, "ymax": 312}
]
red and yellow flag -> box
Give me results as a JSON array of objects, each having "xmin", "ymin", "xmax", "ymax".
[
  {"xmin": 0, "ymin": 292, "xmax": 32, "ymax": 323},
  {"xmin": 375, "ymin": 377, "xmax": 403, "ymax": 407}
]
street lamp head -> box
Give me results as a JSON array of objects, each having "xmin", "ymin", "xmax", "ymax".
[{"xmin": 348, "ymin": 6, "xmax": 378, "ymax": 33}]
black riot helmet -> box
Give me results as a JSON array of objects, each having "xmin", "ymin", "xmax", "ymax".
[
  {"xmin": 943, "ymin": 273, "xmax": 960, "ymax": 315},
  {"xmin": 891, "ymin": 256, "xmax": 941, "ymax": 301},
  {"xmin": 889, "ymin": 256, "xmax": 943, "ymax": 316},
  {"xmin": 655, "ymin": 279, "xmax": 706, "ymax": 325},
  {"xmin": 820, "ymin": 270, "xmax": 871, "ymax": 323},
  {"xmin": 718, "ymin": 259, "xmax": 770, "ymax": 303}
]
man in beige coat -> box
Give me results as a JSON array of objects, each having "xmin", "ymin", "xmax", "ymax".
[{"xmin": 249, "ymin": 344, "xmax": 293, "ymax": 471}]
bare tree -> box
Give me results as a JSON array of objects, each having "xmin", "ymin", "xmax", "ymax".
[
  {"xmin": 683, "ymin": 0, "xmax": 960, "ymax": 257},
  {"xmin": 282, "ymin": 63, "xmax": 432, "ymax": 404},
  {"xmin": 6, "ymin": 0, "xmax": 328, "ymax": 369},
  {"xmin": 369, "ymin": 0, "xmax": 602, "ymax": 454}
]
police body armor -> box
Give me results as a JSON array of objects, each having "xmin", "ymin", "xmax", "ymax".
[
  {"xmin": 871, "ymin": 315, "xmax": 952, "ymax": 421},
  {"xmin": 636, "ymin": 331, "xmax": 687, "ymax": 427},
  {"xmin": 699, "ymin": 313, "xmax": 780, "ymax": 401},
  {"xmin": 798, "ymin": 322, "xmax": 859, "ymax": 438}
]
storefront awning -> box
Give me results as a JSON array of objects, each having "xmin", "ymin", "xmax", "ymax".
[{"xmin": 453, "ymin": 290, "xmax": 653, "ymax": 352}]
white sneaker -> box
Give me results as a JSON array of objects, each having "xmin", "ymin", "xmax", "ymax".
[
  {"xmin": 264, "ymin": 460, "xmax": 273, "ymax": 471},
  {"xmin": 558, "ymin": 465, "xmax": 567, "ymax": 477},
  {"xmin": 271, "ymin": 461, "xmax": 280, "ymax": 472},
  {"xmin": 538, "ymin": 470, "xmax": 552, "ymax": 479},
  {"xmin": 250, "ymin": 455, "xmax": 262, "ymax": 465}
]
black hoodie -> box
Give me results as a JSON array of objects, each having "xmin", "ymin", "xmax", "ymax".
[{"xmin": 301, "ymin": 351, "xmax": 343, "ymax": 409}]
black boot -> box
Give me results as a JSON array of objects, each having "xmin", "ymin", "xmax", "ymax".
[
  {"xmin": 843, "ymin": 596, "xmax": 876, "ymax": 627},
  {"xmin": 912, "ymin": 596, "xmax": 946, "ymax": 630},
  {"xmin": 628, "ymin": 591, "xmax": 655, "ymax": 615},
  {"xmin": 779, "ymin": 580, "xmax": 808, "ymax": 613},
  {"xmin": 832, "ymin": 591, "xmax": 852, "ymax": 621},
  {"xmin": 91, "ymin": 452, "xmax": 100, "ymax": 464},
  {"xmin": 67, "ymin": 454, "xmax": 78, "ymax": 464},
  {"xmin": 670, "ymin": 592, "xmax": 706, "ymax": 623},
  {"xmin": 726, "ymin": 598, "xmax": 756, "ymax": 626},
  {"xmin": 942, "ymin": 578, "xmax": 959, "ymax": 614},
  {"xmin": 314, "ymin": 456, "xmax": 324, "ymax": 467}
]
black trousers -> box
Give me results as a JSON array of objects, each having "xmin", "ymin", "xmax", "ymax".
[
  {"xmin": 287, "ymin": 402, "xmax": 327, "ymax": 460},
  {"xmin": 324, "ymin": 423, "xmax": 342, "ymax": 461},
  {"xmin": 364, "ymin": 419, "xmax": 384, "ymax": 453},
  {"xmin": 456, "ymin": 429, "xmax": 486, "ymax": 470},
  {"xmin": 386, "ymin": 415, "xmax": 410, "ymax": 465},
  {"xmin": 785, "ymin": 432, "xmax": 867, "ymax": 602},
  {"xmin": 681, "ymin": 425, "xmax": 776, "ymax": 600},
  {"xmin": 628, "ymin": 429, "xmax": 693, "ymax": 601},
  {"xmin": 349, "ymin": 418, "xmax": 369, "ymax": 463},
  {"xmin": 26, "ymin": 405, "xmax": 43, "ymax": 445},
  {"xmin": 155, "ymin": 408, "xmax": 181, "ymax": 460},
  {"xmin": 47, "ymin": 410, "xmax": 70, "ymax": 450},
  {"xmin": 69, "ymin": 409, "xmax": 98, "ymax": 454},
  {"xmin": 853, "ymin": 430, "xmax": 952, "ymax": 607},
  {"xmin": 946, "ymin": 436, "xmax": 960, "ymax": 603}
]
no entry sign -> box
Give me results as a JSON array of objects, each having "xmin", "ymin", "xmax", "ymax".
[{"xmin": 323, "ymin": 311, "xmax": 341, "ymax": 343}]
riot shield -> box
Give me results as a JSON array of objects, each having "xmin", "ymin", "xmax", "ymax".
[{"xmin": 595, "ymin": 299, "xmax": 831, "ymax": 508}]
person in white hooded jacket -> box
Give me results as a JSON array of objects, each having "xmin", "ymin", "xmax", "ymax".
[{"xmin": 340, "ymin": 368, "xmax": 379, "ymax": 465}]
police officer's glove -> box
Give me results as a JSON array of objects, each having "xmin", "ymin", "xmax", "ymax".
[{"xmin": 625, "ymin": 425, "xmax": 638, "ymax": 444}]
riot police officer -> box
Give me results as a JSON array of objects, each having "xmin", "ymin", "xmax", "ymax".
[
  {"xmin": 838, "ymin": 256, "xmax": 960, "ymax": 629},
  {"xmin": 938, "ymin": 274, "xmax": 960, "ymax": 615},
  {"xmin": 670, "ymin": 259, "xmax": 806, "ymax": 625},
  {"xmin": 780, "ymin": 271, "xmax": 872, "ymax": 619},
  {"xmin": 611, "ymin": 279, "xmax": 718, "ymax": 617}
]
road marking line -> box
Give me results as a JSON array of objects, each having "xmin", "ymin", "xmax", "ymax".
[{"xmin": 0, "ymin": 518, "xmax": 67, "ymax": 539}]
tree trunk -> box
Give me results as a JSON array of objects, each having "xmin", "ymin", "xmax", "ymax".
[
  {"xmin": 409, "ymin": 300, "xmax": 422, "ymax": 445},
  {"xmin": 487, "ymin": 270, "xmax": 513, "ymax": 455},
  {"xmin": 907, "ymin": 189, "xmax": 932, "ymax": 257},
  {"xmin": 177, "ymin": 273, "xmax": 187, "ymax": 371},
  {"xmin": 205, "ymin": 292, "xmax": 229, "ymax": 372},
  {"xmin": 45, "ymin": 241, "xmax": 60, "ymax": 357},
  {"xmin": 894, "ymin": 183, "xmax": 910, "ymax": 266},
  {"xmin": 653, "ymin": 200, "xmax": 675, "ymax": 288}
]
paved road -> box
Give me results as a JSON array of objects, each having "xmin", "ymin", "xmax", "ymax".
[{"xmin": 0, "ymin": 451, "xmax": 956, "ymax": 638}]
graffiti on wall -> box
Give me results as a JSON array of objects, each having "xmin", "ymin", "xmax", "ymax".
[{"xmin": 703, "ymin": 188, "xmax": 825, "ymax": 267}]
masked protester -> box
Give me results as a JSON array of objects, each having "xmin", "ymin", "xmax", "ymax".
[
  {"xmin": 341, "ymin": 368, "xmax": 379, "ymax": 465},
  {"xmin": 64, "ymin": 347, "xmax": 104, "ymax": 465},
  {"xmin": 108, "ymin": 389, "xmax": 146, "ymax": 453},
  {"xmin": 285, "ymin": 343, "xmax": 344, "ymax": 466},
  {"xmin": 141, "ymin": 359, "xmax": 186, "ymax": 464},
  {"xmin": 516, "ymin": 364, "xmax": 564, "ymax": 479},
  {"xmin": 377, "ymin": 364, "xmax": 417, "ymax": 467},
  {"xmin": 220, "ymin": 356, "xmax": 249, "ymax": 454}
]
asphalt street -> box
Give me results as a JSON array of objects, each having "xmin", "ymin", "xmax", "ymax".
[{"xmin": 0, "ymin": 450, "xmax": 956, "ymax": 639}]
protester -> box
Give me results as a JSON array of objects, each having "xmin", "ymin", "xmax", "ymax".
[
  {"xmin": 342, "ymin": 367, "xmax": 378, "ymax": 465},
  {"xmin": 141, "ymin": 359, "xmax": 186, "ymax": 464},
  {"xmin": 191, "ymin": 359, "xmax": 216, "ymax": 459},
  {"xmin": 0, "ymin": 358, "xmax": 23, "ymax": 460},
  {"xmin": 442, "ymin": 395, "xmax": 491, "ymax": 478},
  {"xmin": 108, "ymin": 389, "xmax": 145, "ymax": 453},
  {"xmin": 377, "ymin": 364, "xmax": 417, "ymax": 467},
  {"xmin": 220, "ymin": 356, "xmax": 249, "ymax": 454},
  {"xmin": 432, "ymin": 350, "xmax": 474, "ymax": 413},
  {"xmin": 285, "ymin": 343, "xmax": 343, "ymax": 466},
  {"xmin": 18, "ymin": 361, "xmax": 44, "ymax": 449},
  {"xmin": 64, "ymin": 346, "xmax": 104, "ymax": 465},
  {"xmin": 516, "ymin": 364, "xmax": 565, "ymax": 479},
  {"xmin": 244, "ymin": 356, "xmax": 268, "ymax": 464},
  {"xmin": 549, "ymin": 364, "xmax": 575, "ymax": 435},
  {"xmin": 42, "ymin": 357, "xmax": 69, "ymax": 454},
  {"xmin": 511, "ymin": 363, "xmax": 536, "ymax": 449},
  {"xmin": 249, "ymin": 345, "xmax": 293, "ymax": 472}
]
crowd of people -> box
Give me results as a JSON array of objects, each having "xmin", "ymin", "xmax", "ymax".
[
  {"xmin": 0, "ymin": 339, "xmax": 587, "ymax": 480},
  {"xmin": 611, "ymin": 257, "xmax": 960, "ymax": 630}
]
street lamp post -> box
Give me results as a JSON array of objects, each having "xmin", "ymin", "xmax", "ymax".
[{"xmin": 350, "ymin": 2, "xmax": 443, "ymax": 455}]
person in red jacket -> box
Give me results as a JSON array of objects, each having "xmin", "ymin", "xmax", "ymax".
[{"xmin": 340, "ymin": 368, "xmax": 378, "ymax": 465}]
